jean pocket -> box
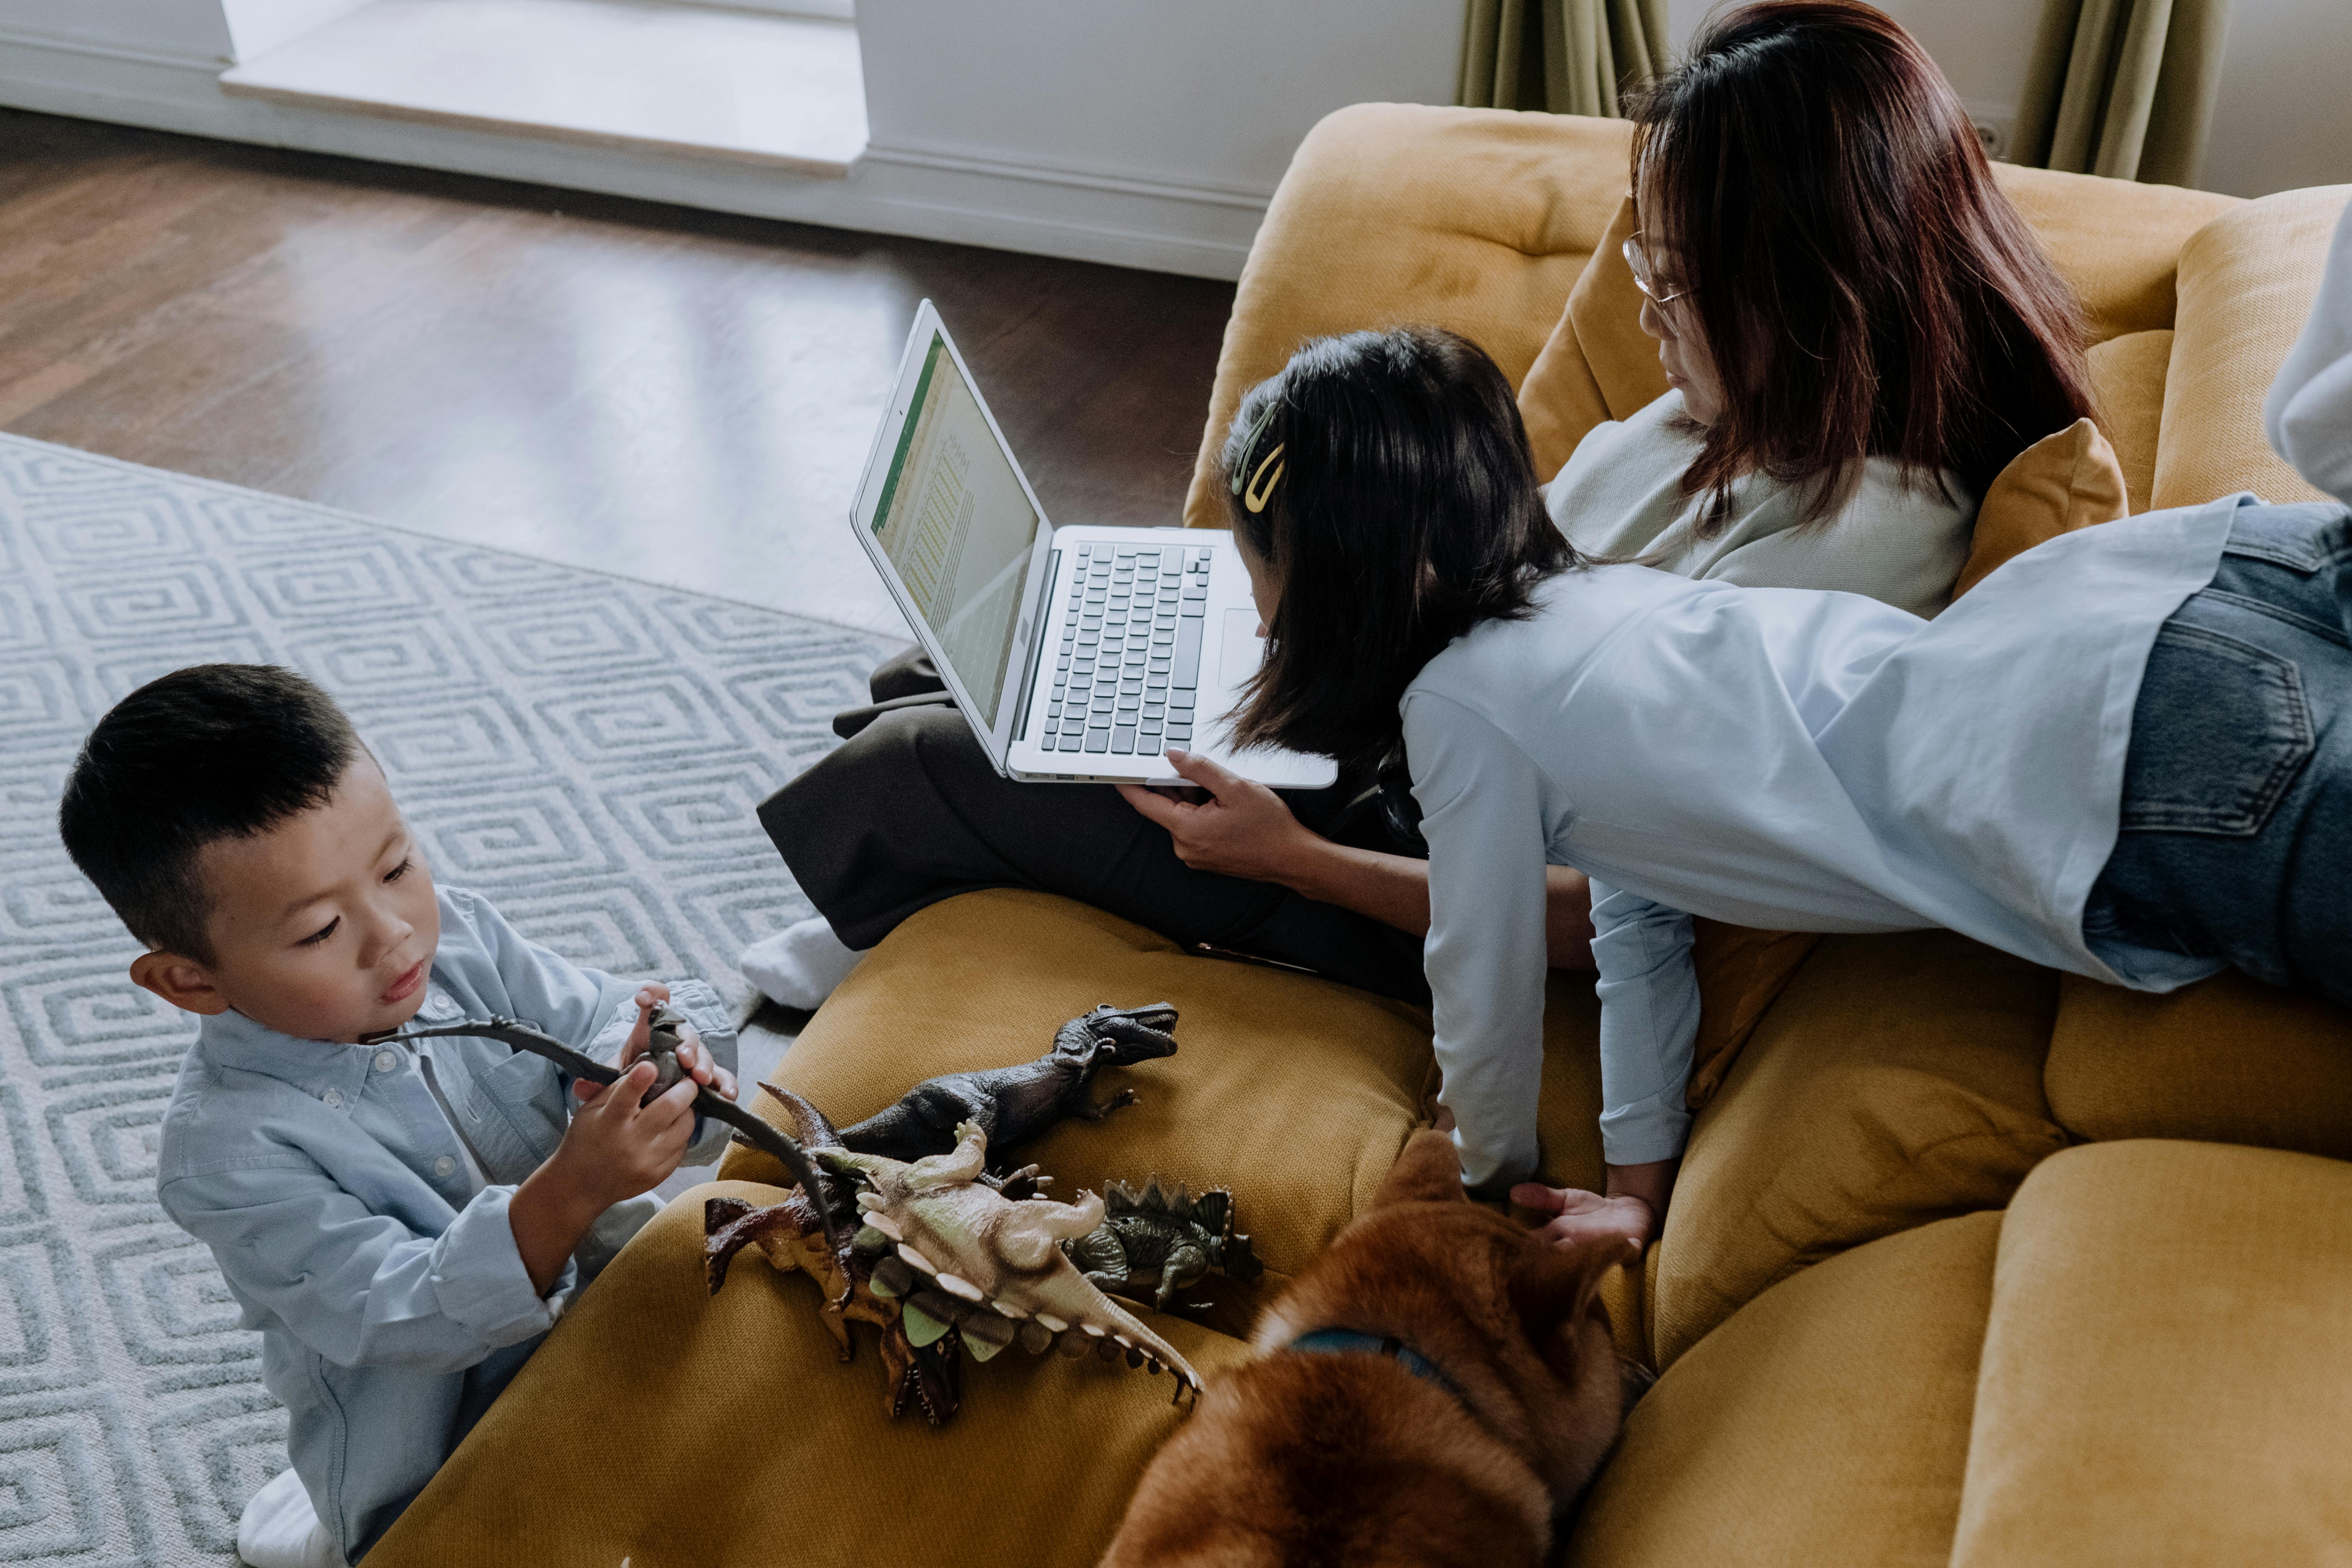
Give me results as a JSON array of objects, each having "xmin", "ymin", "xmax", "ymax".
[{"xmin": 2120, "ymin": 621, "xmax": 2315, "ymax": 836}]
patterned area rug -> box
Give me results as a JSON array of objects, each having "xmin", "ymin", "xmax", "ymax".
[{"xmin": 0, "ymin": 433, "xmax": 892, "ymax": 1565}]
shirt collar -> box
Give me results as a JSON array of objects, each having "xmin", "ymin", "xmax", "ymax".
[{"xmin": 196, "ymin": 1003, "xmax": 383, "ymax": 1098}]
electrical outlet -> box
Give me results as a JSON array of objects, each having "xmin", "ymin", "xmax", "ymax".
[{"xmin": 1970, "ymin": 113, "xmax": 2015, "ymax": 163}]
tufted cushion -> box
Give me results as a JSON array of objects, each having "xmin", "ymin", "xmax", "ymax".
[
  {"xmin": 1651, "ymin": 932, "xmax": 2064, "ymax": 1369},
  {"xmin": 2153, "ymin": 186, "xmax": 2352, "ymax": 511},
  {"xmin": 372, "ymin": 1181, "xmax": 1252, "ymax": 1568},
  {"xmin": 1565, "ymin": 1213, "xmax": 1999, "ymax": 1568},
  {"xmin": 2086, "ymin": 329, "xmax": 2173, "ymax": 512},
  {"xmin": 2043, "ymin": 970, "xmax": 2352, "ymax": 1160},
  {"xmin": 1182, "ymin": 105, "xmax": 1635, "ymax": 528},
  {"xmin": 1950, "ymin": 1141, "xmax": 2352, "ymax": 1566}
]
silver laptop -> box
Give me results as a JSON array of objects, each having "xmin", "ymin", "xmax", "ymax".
[{"xmin": 849, "ymin": 301, "xmax": 1338, "ymax": 789}]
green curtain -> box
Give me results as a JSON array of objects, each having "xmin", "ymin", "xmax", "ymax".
[
  {"xmin": 2013, "ymin": 0, "xmax": 2233, "ymax": 185},
  {"xmin": 1459, "ymin": 0, "xmax": 1671, "ymax": 118}
]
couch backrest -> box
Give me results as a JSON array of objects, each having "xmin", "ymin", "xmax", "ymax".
[{"xmin": 1188, "ymin": 105, "xmax": 2347, "ymax": 526}]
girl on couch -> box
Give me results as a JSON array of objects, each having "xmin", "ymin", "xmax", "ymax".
[
  {"xmin": 746, "ymin": 2, "xmax": 2097, "ymax": 1019},
  {"xmin": 1199, "ymin": 316, "xmax": 2349, "ymax": 1247}
]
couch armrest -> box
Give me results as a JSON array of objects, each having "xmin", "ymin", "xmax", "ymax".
[{"xmin": 1182, "ymin": 104, "xmax": 1636, "ymax": 528}]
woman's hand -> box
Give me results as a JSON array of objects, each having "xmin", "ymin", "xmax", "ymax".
[{"xmin": 1116, "ymin": 750, "xmax": 1328, "ymax": 886}]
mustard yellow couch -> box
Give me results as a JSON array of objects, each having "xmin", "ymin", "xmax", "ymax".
[{"xmin": 370, "ymin": 108, "xmax": 2352, "ymax": 1568}]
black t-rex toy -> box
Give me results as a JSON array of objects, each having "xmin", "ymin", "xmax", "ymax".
[{"xmin": 837, "ymin": 1002, "xmax": 1179, "ymax": 1167}]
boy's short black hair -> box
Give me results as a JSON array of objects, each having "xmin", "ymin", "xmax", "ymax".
[{"xmin": 59, "ymin": 664, "xmax": 361, "ymax": 965}]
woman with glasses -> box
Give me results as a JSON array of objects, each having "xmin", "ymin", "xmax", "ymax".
[{"xmin": 742, "ymin": 0, "xmax": 2101, "ymax": 1027}]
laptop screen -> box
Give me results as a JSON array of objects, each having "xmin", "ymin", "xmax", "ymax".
[{"xmin": 868, "ymin": 331, "xmax": 1040, "ymax": 728}]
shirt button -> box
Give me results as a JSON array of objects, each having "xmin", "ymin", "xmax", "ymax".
[
  {"xmin": 434, "ymin": 1155, "xmax": 457, "ymax": 1177},
  {"xmin": 373, "ymin": 1049, "xmax": 399, "ymax": 1072},
  {"xmin": 321, "ymin": 1088, "xmax": 344, "ymax": 1111}
]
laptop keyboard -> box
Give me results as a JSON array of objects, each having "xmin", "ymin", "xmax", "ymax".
[{"xmin": 1041, "ymin": 542, "xmax": 1211, "ymax": 756}]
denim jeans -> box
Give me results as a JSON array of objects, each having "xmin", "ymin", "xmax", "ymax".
[{"xmin": 2082, "ymin": 501, "xmax": 2352, "ymax": 1005}]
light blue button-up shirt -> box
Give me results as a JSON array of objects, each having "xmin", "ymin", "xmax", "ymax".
[
  {"xmin": 156, "ymin": 886, "xmax": 737, "ymax": 1561},
  {"xmin": 1406, "ymin": 499, "xmax": 2243, "ymax": 1185}
]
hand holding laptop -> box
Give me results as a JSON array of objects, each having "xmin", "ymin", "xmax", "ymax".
[{"xmin": 1116, "ymin": 749, "xmax": 1327, "ymax": 882}]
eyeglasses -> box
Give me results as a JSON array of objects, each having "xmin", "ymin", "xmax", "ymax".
[{"xmin": 1623, "ymin": 231, "xmax": 1691, "ymax": 313}]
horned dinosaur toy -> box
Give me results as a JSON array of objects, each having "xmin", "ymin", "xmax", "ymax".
[
  {"xmin": 386, "ymin": 1008, "xmax": 845, "ymax": 1262},
  {"xmin": 837, "ymin": 1002, "xmax": 1180, "ymax": 1167},
  {"xmin": 1062, "ymin": 1179, "xmax": 1264, "ymax": 1313},
  {"xmin": 705, "ymin": 1087, "xmax": 1202, "ymax": 1424}
]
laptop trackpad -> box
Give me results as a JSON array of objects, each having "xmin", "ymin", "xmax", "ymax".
[{"xmin": 1217, "ymin": 607, "xmax": 1264, "ymax": 689}]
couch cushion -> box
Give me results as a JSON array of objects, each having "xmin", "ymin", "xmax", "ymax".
[
  {"xmin": 721, "ymin": 889, "xmax": 1434, "ymax": 1320},
  {"xmin": 2154, "ymin": 186, "xmax": 2352, "ymax": 511},
  {"xmin": 370, "ymin": 1180, "xmax": 1254, "ymax": 1568},
  {"xmin": 2086, "ymin": 329, "xmax": 2172, "ymax": 512},
  {"xmin": 1565, "ymin": 1212, "xmax": 1999, "ymax": 1568},
  {"xmin": 1988, "ymin": 165, "xmax": 2236, "ymax": 344},
  {"xmin": 2044, "ymin": 970, "xmax": 2352, "ymax": 1160},
  {"xmin": 1953, "ymin": 417, "xmax": 2129, "ymax": 597},
  {"xmin": 1950, "ymin": 1140, "xmax": 2352, "ymax": 1566},
  {"xmin": 1518, "ymin": 192, "xmax": 1661, "ymax": 482},
  {"xmin": 1182, "ymin": 105, "xmax": 1635, "ymax": 528},
  {"xmin": 1653, "ymin": 932, "xmax": 2065, "ymax": 1369}
]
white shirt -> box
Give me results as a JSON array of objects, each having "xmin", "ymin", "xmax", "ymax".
[
  {"xmin": 1404, "ymin": 497, "xmax": 2244, "ymax": 1186},
  {"xmin": 1546, "ymin": 389, "xmax": 1977, "ymax": 620}
]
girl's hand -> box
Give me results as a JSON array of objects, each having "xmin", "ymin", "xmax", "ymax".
[{"xmin": 1116, "ymin": 750, "xmax": 1328, "ymax": 886}]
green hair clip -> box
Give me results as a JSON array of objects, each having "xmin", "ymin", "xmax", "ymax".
[{"xmin": 1229, "ymin": 397, "xmax": 1286, "ymax": 514}]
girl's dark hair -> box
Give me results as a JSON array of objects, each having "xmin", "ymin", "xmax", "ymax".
[
  {"xmin": 1634, "ymin": 0, "xmax": 2098, "ymax": 529},
  {"xmin": 1222, "ymin": 327, "xmax": 1577, "ymax": 770}
]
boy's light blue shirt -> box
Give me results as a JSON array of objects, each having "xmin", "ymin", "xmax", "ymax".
[{"xmin": 155, "ymin": 885, "xmax": 737, "ymax": 1562}]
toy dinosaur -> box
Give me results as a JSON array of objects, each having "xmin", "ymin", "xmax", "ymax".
[
  {"xmin": 837, "ymin": 1002, "xmax": 1179, "ymax": 1167},
  {"xmin": 704, "ymin": 1092, "xmax": 1202, "ymax": 1424},
  {"xmin": 387, "ymin": 1009, "xmax": 845, "ymax": 1262},
  {"xmin": 1062, "ymin": 1179, "xmax": 1264, "ymax": 1313}
]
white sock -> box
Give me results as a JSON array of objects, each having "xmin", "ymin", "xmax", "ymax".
[
  {"xmin": 738, "ymin": 916, "xmax": 864, "ymax": 1011},
  {"xmin": 238, "ymin": 1464, "xmax": 346, "ymax": 1568}
]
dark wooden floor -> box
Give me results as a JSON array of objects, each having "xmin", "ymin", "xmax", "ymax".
[
  {"xmin": 0, "ymin": 107, "xmax": 1237, "ymax": 1064},
  {"xmin": 0, "ymin": 109, "xmax": 1236, "ymax": 634}
]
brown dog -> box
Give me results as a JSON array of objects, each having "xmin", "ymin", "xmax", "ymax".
[{"xmin": 1098, "ymin": 1130, "xmax": 1635, "ymax": 1568}]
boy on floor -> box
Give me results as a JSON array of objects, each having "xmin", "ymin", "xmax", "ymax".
[{"xmin": 58, "ymin": 665, "xmax": 741, "ymax": 1567}]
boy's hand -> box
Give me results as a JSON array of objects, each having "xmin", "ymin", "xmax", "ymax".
[
  {"xmin": 550, "ymin": 1059, "xmax": 699, "ymax": 1211},
  {"xmin": 576, "ymin": 984, "xmax": 738, "ymax": 1105}
]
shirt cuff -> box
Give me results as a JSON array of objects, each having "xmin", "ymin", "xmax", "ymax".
[
  {"xmin": 430, "ymin": 1185, "xmax": 574, "ymax": 1344},
  {"xmin": 1451, "ymin": 1121, "xmax": 1539, "ymax": 1193},
  {"xmin": 1598, "ymin": 1089, "xmax": 1693, "ymax": 1167}
]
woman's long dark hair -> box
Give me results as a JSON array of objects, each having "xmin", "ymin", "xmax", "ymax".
[
  {"xmin": 1636, "ymin": 0, "xmax": 2098, "ymax": 530},
  {"xmin": 1224, "ymin": 328, "xmax": 1577, "ymax": 771}
]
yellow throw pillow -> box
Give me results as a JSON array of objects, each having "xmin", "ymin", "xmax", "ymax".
[
  {"xmin": 1952, "ymin": 417, "xmax": 2129, "ymax": 597},
  {"xmin": 1516, "ymin": 192, "xmax": 1668, "ymax": 482}
]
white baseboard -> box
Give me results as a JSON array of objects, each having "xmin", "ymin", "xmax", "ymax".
[{"xmin": 0, "ymin": 28, "xmax": 1264, "ymax": 280}]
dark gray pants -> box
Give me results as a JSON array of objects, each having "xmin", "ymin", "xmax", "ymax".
[{"xmin": 758, "ymin": 647, "xmax": 1433, "ymax": 1003}]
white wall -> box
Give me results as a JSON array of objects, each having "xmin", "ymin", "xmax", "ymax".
[
  {"xmin": 0, "ymin": 0, "xmax": 232, "ymax": 63},
  {"xmin": 856, "ymin": 0, "xmax": 1462, "ymax": 196},
  {"xmin": 1664, "ymin": 0, "xmax": 2351, "ymax": 198},
  {"xmin": 220, "ymin": 0, "xmax": 374, "ymax": 61},
  {"xmin": 2203, "ymin": 0, "xmax": 2352, "ymax": 199}
]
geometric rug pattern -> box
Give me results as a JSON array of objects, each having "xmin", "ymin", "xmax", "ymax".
[{"xmin": 0, "ymin": 432, "xmax": 892, "ymax": 1563}]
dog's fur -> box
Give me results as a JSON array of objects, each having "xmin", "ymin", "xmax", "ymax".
[{"xmin": 1098, "ymin": 1131, "xmax": 1632, "ymax": 1568}]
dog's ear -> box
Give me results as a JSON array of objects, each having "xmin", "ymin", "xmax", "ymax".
[
  {"xmin": 1370, "ymin": 1129, "xmax": 1469, "ymax": 1208},
  {"xmin": 1509, "ymin": 1242, "xmax": 1623, "ymax": 1382}
]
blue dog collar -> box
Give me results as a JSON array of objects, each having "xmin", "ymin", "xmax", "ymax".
[{"xmin": 1285, "ymin": 1328, "xmax": 1465, "ymax": 1403}]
